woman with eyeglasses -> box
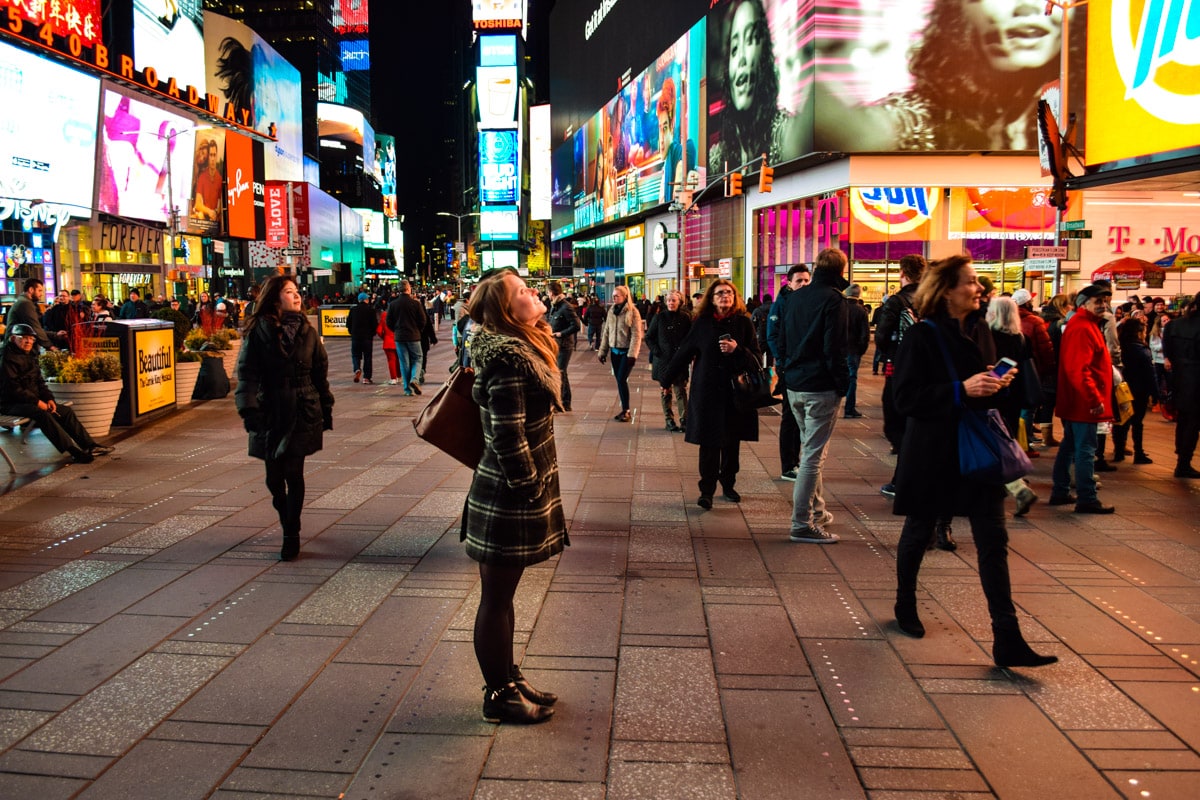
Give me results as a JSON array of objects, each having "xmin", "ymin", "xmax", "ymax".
[
  {"xmin": 598, "ymin": 285, "xmax": 644, "ymax": 422},
  {"xmin": 661, "ymin": 280, "xmax": 761, "ymax": 508}
]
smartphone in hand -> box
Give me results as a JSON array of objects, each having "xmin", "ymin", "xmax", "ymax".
[{"xmin": 989, "ymin": 357, "xmax": 1018, "ymax": 379}]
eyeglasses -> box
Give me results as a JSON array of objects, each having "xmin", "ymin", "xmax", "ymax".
[{"xmin": 712, "ymin": 289, "xmax": 735, "ymax": 297}]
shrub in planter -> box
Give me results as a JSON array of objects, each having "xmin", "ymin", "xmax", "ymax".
[
  {"xmin": 54, "ymin": 353, "xmax": 122, "ymax": 383},
  {"xmin": 152, "ymin": 308, "xmax": 192, "ymax": 351}
]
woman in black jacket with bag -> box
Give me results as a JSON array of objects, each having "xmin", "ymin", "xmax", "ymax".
[
  {"xmin": 892, "ymin": 256, "xmax": 1056, "ymax": 668},
  {"xmin": 661, "ymin": 280, "xmax": 760, "ymax": 509},
  {"xmin": 236, "ymin": 275, "xmax": 334, "ymax": 561},
  {"xmin": 646, "ymin": 289, "xmax": 692, "ymax": 432},
  {"xmin": 1112, "ymin": 318, "xmax": 1157, "ymax": 464}
]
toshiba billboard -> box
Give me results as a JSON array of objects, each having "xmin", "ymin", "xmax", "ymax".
[{"xmin": 1086, "ymin": 2, "xmax": 1200, "ymax": 165}]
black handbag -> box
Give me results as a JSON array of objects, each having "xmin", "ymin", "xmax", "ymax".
[
  {"xmin": 412, "ymin": 367, "xmax": 484, "ymax": 467},
  {"xmin": 732, "ymin": 364, "xmax": 781, "ymax": 410},
  {"xmin": 1016, "ymin": 356, "xmax": 1045, "ymax": 408}
]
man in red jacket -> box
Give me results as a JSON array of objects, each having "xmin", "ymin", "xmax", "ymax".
[{"xmin": 1050, "ymin": 284, "xmax": 1115, "ymax": 513}]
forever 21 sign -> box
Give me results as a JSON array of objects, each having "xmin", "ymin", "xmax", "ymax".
[{"xmin": 101, "ymin": 222, "xmax": 164, "ymax": 254}]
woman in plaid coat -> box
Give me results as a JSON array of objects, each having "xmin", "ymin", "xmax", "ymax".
[{"xmin": 461, "ymin": 269, "xmax": 566, "ymax": 725}]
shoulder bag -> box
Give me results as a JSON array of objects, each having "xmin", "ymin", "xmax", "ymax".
[
  {"xmin": 412, "ymin": 367, "xmax": 484, "ymax": 468},
  {"xmin": 1112, "ymin": 367, "xmax": 1134, "ymax": 426},
  {"xmin": 924, "ymin": 321, "xmax": 1032, "ymax": 484},
  {"xmin": 732, "ymin": 361, "xmax": 781, "ymax": 409}
]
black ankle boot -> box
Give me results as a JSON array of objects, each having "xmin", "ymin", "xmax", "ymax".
[
  {"xmin": 511, "ymin": 665, "xmax": 557, "ymax": 706},
  {"xmin": 992, "ymin": 626, "xmax": 1057, "ymax": 668},
  {"xmin": 482, "ymin": 683, "xmax": 554, "ymax": 724},
  {"xmin": 932, "ymin": 521, "xmax": 957, "ymax": 552},
  {"xmin": 894, "ymin": 600, "xmax": 925, "ymax": 638},
  {"xmin": 280, "ymin": 523, "xmax": 300, "ymax": 561}
]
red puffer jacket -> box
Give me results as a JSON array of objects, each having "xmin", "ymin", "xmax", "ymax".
[
  {"xmin": 1018, "ymin": 306, "xmax": 1055, "ymax": 377},
  {"xmin": 1055, "ymin": 307, "xmax": 1113, "ymax": 423}
]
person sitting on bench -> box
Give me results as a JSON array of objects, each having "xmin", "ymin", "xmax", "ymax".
[{"xmin": 0, "ymin": 324, "xmax": 114, "ymax": 464}]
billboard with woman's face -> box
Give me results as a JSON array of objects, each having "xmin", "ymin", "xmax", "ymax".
[
  {"xmin": 551, "ymin": 20, "xmax": 706, "ymax": 240},
  {"xmin": 706, "ymin": 0, "xmax": 813, "ymax": 172},
  {"xmin": 134, "ymin": 0, "xmax": 207, "ymax": 92}
]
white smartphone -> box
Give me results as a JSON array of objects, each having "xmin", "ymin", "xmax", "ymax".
[{"xmin": 990, "ymin": 357, "xmax": 1018, "ymax": 378}]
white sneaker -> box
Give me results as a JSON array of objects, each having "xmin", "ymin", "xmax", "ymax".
[{"xmin": 387, "ymin": 378, "xmax": 399, "ymax": 385}]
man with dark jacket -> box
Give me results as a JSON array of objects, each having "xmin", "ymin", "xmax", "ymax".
[
  {"xmin": 0, "ymin": 324, "xmax": 112, "ymax": 463},
  {"xmin": 118, "ymin": 289, "xmax": 150, "ymax": 320},
  {"xmin": 770, "ymin": 248, "xmax": 849, "ymax": 544},
  {"xmin": 346, "ymin": 292, "xmax": 378, "ymax": 385},
  {"xmin": 843, "ymin": 284, "xmax": 870, "ymax": 418},
  {"xmin": 546, "ymin": 281, "xmax": 581, "ymax": 411},
  {"xmin": 767, "ymin": 265, "xmax": 810, "ymax": 480},
  {"xmin": 1051, "ymin": 283, "xmax": 1116, "ymax": 513},
  {"xmin": 1163, "ymin": 294, "xmax": 1200, "ymax": 478},
  {"xmin": 4, "ymin": 278, "xmax": 56, "ymax": 351},
  {"xmin": 385, "ymin": 280, "xmax": 428, "ymax": 396},
  {"xmin": 585, "ymin": 300, "xmax": 606, "ymax": 350}
]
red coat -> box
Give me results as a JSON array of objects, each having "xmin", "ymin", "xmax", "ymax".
[
  {"xmin": 1055, "ymin": 307, "xmax": 1113, "ymax": 423},
  {"xmin": 1018, "ymin": 306, "xmax": 1055, "ymax": 377}
]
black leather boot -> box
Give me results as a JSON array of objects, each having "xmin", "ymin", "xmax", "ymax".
[
  {"xmin": 482, "ymin": 683, "xmax": 554, "ymax": 724},
  {"xmin": 894, "ymin": 599, "xmax": 925, "ymax": 638},
  {"xmin": 992, "ymin": 623, "xmax": 1057, "ymax": 668},
  {"xmin": 511, "ymin": 665, "xmax": 557, "ymax": 706},
  {"xmin": 931, "ymin": 521, "xmax": 957, "ymax": 552},
  {"xmin": 280, "ymin": 521, "xmax": 300, "ymax": 561}
]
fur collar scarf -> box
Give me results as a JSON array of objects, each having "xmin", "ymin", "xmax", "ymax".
[{"xmin": 470, "ymin": 329, "xmax": 563, "ymax": 411}]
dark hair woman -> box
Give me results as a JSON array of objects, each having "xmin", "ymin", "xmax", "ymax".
[
  {"xmin": 462, "ymin": 269, "xmax": 566, "ymax": 725},
  {"xmin": 235, "ymin": 275, "xmax": 334, "ymax": 561},
  {"xmin": 891, "ymin": 255, "xmax": 1056, "ymax": 667},
  {"xmin": 661, "ymin": 279, "xmax": 761, "ymax": 509},
  {"xmin": 1112, "ymin": 318, "xmax": 1157, "ymax": 464}
]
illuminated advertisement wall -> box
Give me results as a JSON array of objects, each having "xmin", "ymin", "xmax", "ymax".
[
  {"xmin": 204, "ymin": 13, "xmax": 304, "ymax": 182},
  {"xmin": 134, "ymin": 0, "xmax": 207, "ymax": 92},
  {"xmin": 530, "ymin": 104, "xmax": 552, "ymax": 220},
  {"xmin": 0, "ymin": 42, "xmax": 100, "ymax": 210},
  {"xmin": 477, "ymin": 66, "xmax": 520, "ymax": 128},
  {"xmin": 335, "ymin": 0, "xmax": 370, "ymax": 33},
  {"xmin": 341, "ymin": 39, "xmax": 370, "ymax": 71},
  {"xmin": 551, "ymin": 20, "xmax": 706, "ymax": 240},
  {"xmin": 187, "ymin": 127, "xmax": 226, "ymax": 236},
  {"xmin": 224, "ymin": 132, "xmax": 257, "ymax": 240},
  {"xmin": 811, "ymin": 1, "xmax": 1083, "ymax": 152},
  {"xmin": 480, "ymin": 130, "xmax": 520, "ymax": 206},
  {"xmin": 318, "ymin": 102, "xmax": 367, "ymax": 168},
  {"xmin": 376, "ymin": 134, "xmax": 397, "ymax": 218},
  {"xmin": 473, "ymin": 0, "xmax": 528, "ymax": 36},
  {"xmin": 3, "ymin": 0, "xmax": 101, "ymax": 47},
  {"xmin": 363, "ymin": 119, "xmax": 376, "ymax": 177},
  {"xmin": 1086, "ymin": 2, "xmax": 1198, "ymax": 164},
  {"xmin": 97, "ymin": 89, "xmax": 195, "ymax": 225}
]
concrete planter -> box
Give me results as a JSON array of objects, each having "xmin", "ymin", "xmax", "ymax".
[
  {"xmin": 222, "ymin": 338, "xmax": 242, "ymax": 385},
  {"xmin": 175, "ymin": 360, "xmax": 202, "ymax": 404},
  {"xmin": 48, "ymin": 380, "xmax": 122, "ymax": 439}
]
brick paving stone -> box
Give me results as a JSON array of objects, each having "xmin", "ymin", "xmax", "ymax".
[
  {"xmin": 706, "ymin": 603, "xmax": 812, "ymax": 677},
  {"xmin": 1117, "ymin": 681, "xmax": 1200, "ymax": 752},
  {"xmin": 612, "ymin": 646, "xmax": 725, "ymax": 743},
  {"xmin": 74, "ymin": 740, "xmax": 246, "ymax": 800},
  {"xmin": 693, "ymin": 538, "xmax": 771, "ymax": 582},
  {"xmin": 622, "ymin": 577, "xmax": 706, "ymax": 637},
  {"xmin": 1104, "ymin": 770, "xmax": 1200, "ymax": 800},
  {"xmin": 342, "ymin": 733, "xmax": 493, "ymax": 800},
  {"xmin": 607, "ymin": 761, "xmax": 737, "ymax": 800},
  {"xmin": 804, "ymin": 640, "xmax": 945, "ymax": 729}
]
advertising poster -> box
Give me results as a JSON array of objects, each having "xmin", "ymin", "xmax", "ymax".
[
  {"xmin": 204, "ymin": 13, "xmax": 304, "ymax": 182},
  {"xmin": 97, "ymin": 90, "xmax": 195, "ymax": 225},
  {"xmin": 376, "ymin": 134, "xmax": 397, "ymax": 218},
  {"xmin": 812, "ymin": 1, "xmax": 1083, "ymax": 152},
  {"xmin": 0, "ymin": 42, "xmax": 100, "ymax": 211},
  {"xmin": 477, "ymin": 66, "xmax": 520, "ymax": 128},
  {"xmin": 318, "ymin": 102, "xmax": 366, "ymax": 161},
  {"xmin": 187, "ymin": 128, "xmax": 226, "ymax": 236},
  {"xmin": 134, "ymin": 326, "xmax": 177, "ymax": 414},
  {"xmin": 947, "ymin": 187, "xmax": 1057, "ymax": 261},
  {"xmin": 225, "ymin": 132, "xmax": 257, "ymax": 240},
  {"xmin": 706, "ymin": 0, "xmax": 813, "ymax": 170},
  {"xmin": 1086, "ymin": 2, "xmax": 1196, "ymax": 164},
  {"xmin": 340, "ymin": 39, "xmax": 370, "ymax": 71},
  {"xmin": 133, "ymin": 0, "xmax": 207, "ymax": 92},
  {"xmin": 320, "ymin": 307, "xmax": 351, "ymax": 337},
  {"xmin": 480, "ymin": 130, "xmax": 520, "ymax": 206},
  {"xmin": 530, "ymin": 104, "xmax": 552, "ymax": 221},
  {"xmin": 551, "ymin": 19, "xmax": 706, "ymax": 240},
  {"xmin": 336, "ymin": 0, "xmax": 370, "ymax": 32}
]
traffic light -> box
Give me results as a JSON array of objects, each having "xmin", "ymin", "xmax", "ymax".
[
  {"xmin": 760, "ymin": 164, "xmax": 774, "ymax": 193},
  {"xmin": 727, "ymin": 172, "xmax": 743, "ymax": 197}
]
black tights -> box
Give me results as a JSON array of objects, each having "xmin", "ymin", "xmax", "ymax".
[
  {"xmin": 265, "ymin": 455, "xmax": 306, "ymax": 533},
  {"xmin": 474, "ymin": 563, "xmax": 525, "ymax": 689}
]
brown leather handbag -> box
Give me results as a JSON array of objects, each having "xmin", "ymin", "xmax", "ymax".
[{"xmin": 412, "ymin": 367, "xmax": 484, "ymax": 467}]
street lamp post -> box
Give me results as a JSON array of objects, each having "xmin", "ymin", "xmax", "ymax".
[{"xmin": 437, "ymin": 210, "xmax": 481, "ymax": 286}]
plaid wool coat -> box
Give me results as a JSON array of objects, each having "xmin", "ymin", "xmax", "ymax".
[{"xmin": 460, "ymin": 329, "xmax": 568, "ymax": 566}]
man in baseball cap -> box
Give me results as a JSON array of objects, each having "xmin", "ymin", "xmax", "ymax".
[{"xmin": 0, "ymin": 324, "xmax": 113, "ymax": 463}]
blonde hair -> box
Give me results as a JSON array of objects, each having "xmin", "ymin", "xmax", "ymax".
[
  {"xmin": 468, "ymin": 270, "xmax": 559, "ymax": 370},
  {"xmin": 987, "ymin": 296, "xmax": 1022, "ymax": 335}
]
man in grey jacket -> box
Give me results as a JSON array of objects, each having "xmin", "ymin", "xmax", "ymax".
[{"xmin": 769, "ymin": 248, "xmax": 850, "ymax": 544}]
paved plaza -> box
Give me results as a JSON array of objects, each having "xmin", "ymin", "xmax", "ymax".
[{"xmin": 0, "ymin": 337, "xmax": 1198, "ymax": 799}]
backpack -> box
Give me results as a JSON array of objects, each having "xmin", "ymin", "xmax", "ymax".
[{"xmin": 897, "ymin": 306, "xmax": 917, "ymax": 345}]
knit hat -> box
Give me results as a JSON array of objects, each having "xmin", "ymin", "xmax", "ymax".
[
  {"xmin": 358, "ymin": 292, "xmax": 369, "ymax": 302},
  {"xmin": 1011, "ymin": 288, "xmax": 1034, "ymax": 307}
]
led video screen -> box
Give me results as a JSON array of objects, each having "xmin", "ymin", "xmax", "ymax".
[
  {"xmin": 186, "ymin": 127, "xmax": 227, "ymax": 237},
  {"xmin": 375, "ymin": 134, "xmax": 397, "ymax": 218},
  {"xmin": 0, "ymin": 42, "xmax": 100, "ymax": 211},
  {"xmin": 706, "ymin": 0, "xmax": 813, "ymax": 170},
  {"xmin": 134, "ymin": 0, "xmax": 207, "ymax": 92},
  {"xmin": 480, "ymin": 130, "xmax": 520, "ymax": 206},
  {"xmin": 336, "ymin": 0, "xmax": 370, "ymax": 31},
  {"xmin": 204, "ymin": 12, "xmax": 304, "ymax": 182},
  {"xmin": 97, "ymin": 90, "xmax": 195, "ymax": 225},
  {"xmin": 341, "ymin": 40, "xmax": 370, "ymax": 72},
  {"xmin": 811, "ymin": 1, "xmax": 1080, "ymax": 152},
  {"xmin": 318, "ymin": 102, "xmax": 366, "ymax": 163},
  {"xmin": 551, "ymin": 19, "xmax": 706, "ymax": 240}
]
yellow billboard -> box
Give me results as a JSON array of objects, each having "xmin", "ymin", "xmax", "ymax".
[
  {"xmin": 133, "ymin": 327, "xmax": 177, "ymax": 414},
  {"xmin": 1086, "ymin": 2, "xmax": 1200, "ymax": 165},
  {"xmin": 319, "ymin": 307, "xmax": 351, "ymax": 337}
]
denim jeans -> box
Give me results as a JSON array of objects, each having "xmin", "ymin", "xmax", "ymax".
[
  {"xmin": 610, "ymin": 351, "xmax": 635, "ymax": 412},
  {"xmin": 845, "ymin": 354, "xmax": 863, "ymax": 412},
  {"xmin": 351, "ymin": 340, "xmax": 373, "ymax": 381},
  {"xmin": 396, "ymin": 340, "xmax": 422, "ymax": 392},
  {"xmin": 787, "ymin": 390, "xmax": 841, "ymax": 530},
  {"xmin": 1052, "ymin": 420, "xmax": 1098, "ymax": 503}
]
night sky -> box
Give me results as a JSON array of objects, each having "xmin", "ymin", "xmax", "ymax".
[{"xmin": 370, "ymin": 1, "xmax": 553, "ymax": 267}]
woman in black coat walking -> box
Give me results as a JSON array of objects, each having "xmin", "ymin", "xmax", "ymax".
[
  {"xmin": 646, "ymin": 289, "xmax": 692, "ymax": 432},
  {"xmin": 1112, "ymin": 318, "xmax": 1157, "ymax": 464},
  {"xmin": 661, "ymin": 280, "xmax": 761, "ymax": 509},
  {"xmin": 235, "ymin": 275, "xmax": 334, "ymax": 561},
  {"xmin": 892, "ymin": 256, "xmax": 1056, "ymax": 668},
  {"xmin": 461, "ymin": 269, "xmax": 566, "ymax": 725}
]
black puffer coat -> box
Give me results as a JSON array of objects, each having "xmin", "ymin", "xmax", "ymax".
[
  {"xmin": 461, "ymin": 329, "xmax": 567, "ymax": 567},
  {"xmin": 236, "ymin": 315, "xmax": 334, "ymax": 460},
  {"xmin": 662, "ymin": 313, "xmax": 760, "ymax": 447},
  {"xmin": 892, "ymin": 313, "xmax": 1006, "ymax": 517},
  {"xmin": 646, "ymin": 309, "xmax": 692, "ymax": 383}
]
